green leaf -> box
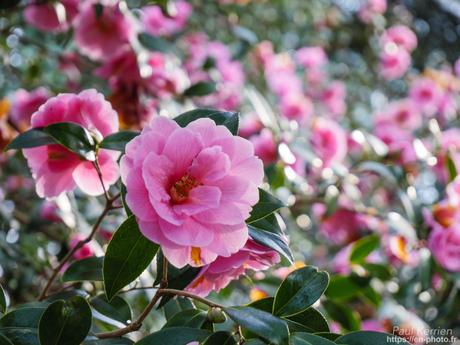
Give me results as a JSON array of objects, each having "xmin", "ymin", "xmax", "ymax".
[
  {"xmin": 62, "ymin": 256, "xmax": 103, "ymax": 282},
  {"xmin": 247, "ymin": 189, "xmax": 285, "ymax": 224},
  {"xmin": 225, "ymin": 307, "xmax": 289, "ymax": 345},
  {"xmin": 135, "ymin": 327, "xmax": 210, "ymax": 345},
  {"xmin": 0, "ymin": 307, "xmax": 44, "ymax": 345},
  {"xmin": 173, "ymin": 109, "xmax": 239, "ymax": 135},
  {"xmin": 155, "ymin": 251, "xmax": 201, "ymax": 307},
  {"xmin": 291, "ymin": 332, "xmax": 336, "ymax": 345},
  {"xmin": 38, "ymin": 296, "xmax": 91, "ymax": 345},
  {"xmin": 42, "ymin": 122, "xmax": 96, "ymax": 161},
  {"xmin": 360, "ymin": 263, "xmax": 392, "ymax": 281},
  {"xmin": 335, "ymin": 331, "xmax": 411, "ymax": 345},
  {"xmin": 273, "ymin": 266, "xmax": 329, "ymax": 317},
  {"xmin": 99, "ymin": 131, "xmax": 139, "ymax": 152},
  {"xmin": 322, "ymin": 300, "xmax": 360, "ymax": 331},
  {"xmin": 349, "ymin": 235, "xmax": 380, "ymax": 264},
  {"xmin": 83, "ymin": 338, "xmax": 133, "ymax": 345},
  {"xmin": 120, "ymin": 182, "xmax": 133, "ymax": 217},
  {"xmin": 5, "ymin": 128, "xmax": 55, "ymax": 151},
  {"xmin": 163, "ymin": 298, "xmax": 195, "ymax": 320},
  {"xmin": 0, "ymin": 334, "xmax": 13, "ymax": 345},
  {"xmin": 183, "ymin": 82, "xmax": 217, "ymax": 97},
  {"xmin": 104, "ymin": 216, "xmax": 159, "ymax": 300},
  {"xmin": 446, "ymin": 151, "xmax": 458, "ymax": 182},
  {"xmin": 249, "ymin": 225, "xmax": 293, "ymax": 263},
  {"xmin": 325, "ymin": 275, "xmax": 370, "ymax": 301},
  {"xmin": 138, "ymin": 33, "xmax": 170, "ymax": 52},
  {"xmin": 202, "ymin": 331, "xmax": 236, "ymax": 345},
  {"xmin": 312, "ymin": 333, "xmax": 340, "ymax": 341},
  {"xmin": 163, "ymin": 309, "xmax": 209, "ymax": 329},
  {"xmin": 286, "ymin": 308, "xmax": 329, "ymax": 333},
  {"xmin": 0, "ymin": 285, "xmax": 6, "ymax": 314},
  {"xmin": 90, "ymin": 294, "xmax": 132, "ymax": 325}
]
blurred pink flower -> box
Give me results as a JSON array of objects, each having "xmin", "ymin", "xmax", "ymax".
[
  {"xmin": 429, "ymin": 223, "xmax": 460, "ymax": 272},
  {"xmin": 120, "ymin": 117, "xmax": 264, "ymax": 268},
  {"xmin": 95, "ymin": 48, "xmax": 142, "ymax": 89},
  {"xmin": 295, "ymin": 46, "xmax": 328, "ymax": 70},
  {"xmin": 187, "ymin": 239, "xmax": 280, "ymax": 297},
  {"xmin": 379, "ymin": 48, "xmax": 411, "ymax": 80},
  {"xmin": 24, "ymin": 0, "xmax": 79, "ymax": 32},
  {"xmin": 310, "ymin": 118, "xmax": 348, "ymax": 167},
  {"xmin": 380, "ymin": 25, "xmax": 418, "ymax": 52},
  {"xmin": 358, "ymin": 0, "xmax": 387, "ymax": 23},
  {"xmin": 319, "ymin": 81, "xmax": 347, "ymax": 118},
  {"xmin": 409, "ymin": 77, "xmax": 443, "ymax": 116},
  {"xmin": 9, "ymin": 88, "xmax": 51, "ymax": 130},
  {"xmin": 23, "ymin": 90, "xmax": 120, "ymax": 198},
  {"xmin": 74, "ymin": 1, "xmax": 136, "ymax": 60},
  {"xmin": 250, "ymin": 129, "xmax": 278, "ymax": 165},
  {"xmin": 280, "ymin": 93, "xmax": 313, "ymax": 122},
  {"xmin": 375, "ymin": 99, "xmax": 422, "ymax": 130},
  {"xmin": 40, "ymin": 201, "xmax": 61, "ymax": 223},
  {"xmin": 70, "ymin": 234, "xmax": 94, "ymax": 261},
  {"xmin": 432, "ymin": 128, "xmax": 460, "ymax": 183},
  {"xmin": 141, "ymin": 1, "xmax": 192, "ymax": 36},
  {"xmin": 374, "ymin": 123, "xmax": 416, "ymax": 164},
  {"xmin": 239, "ymin": 115, "xmax": 263, "ymax": 139}
]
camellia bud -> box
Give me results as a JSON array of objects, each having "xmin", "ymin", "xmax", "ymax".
[{"xmin": 206, "ymin": 307, "xmax": 226, "ymax": 324}]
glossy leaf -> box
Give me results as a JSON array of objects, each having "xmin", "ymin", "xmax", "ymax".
[
  {"xmin": 163, "ymin": 297, "xmax": 195, "ymax": 320},
  {"xmin": 0, "ymin": 285, "xmax": 5, "ymax": 314},
  {"xmin": 322, "ymin": 300, "xmax": 360, "ymax": 331},
  {"xmin": 202, "ymin": 331, "xmax": 237, "ymax": 345},
  {"xmin": 0, "ymin": 334, "xmax": 13, "ymax": 345},
  {"xmin": 90, "ymin": 294, "xmax": 132, "ymax": 325},
  {"xmin": 104, "ymin": 216, "xmax": 159, "ymax": 300},
  {"xmin": 249, "ymin": 225, "xmax": 293, "ymax": 263},
  {"xmin": 5, "ymin": 128, "xmax": 55, "ymax": 151},
  {"xmin": 42, "ymin": 122, "xmax": 96, "ymax": 161},
  {"xmin": 62, "ymin": 256, "xmax": 103, "ymax": 282},
  {"xmin": 163, "ymin": 309, "xmax": 209, "ymax": 329},
  {"xmin": 225, "ymin": 307, "xmax": 289, "ymax": 345},
  {"xmin": 183, "ymin": 81, "xmax": 217, "ymax": 97},
  {"xmin": 291, "ymin": 332, "xmax": 335, "ymax": 345},
  {"xmin": 335, "ymin": 331, "xmax": 410, "ymax": 345},
  {"xmin": 83, "ymin": 338, "xmax": 133, "ymax": 345},
  {"xmin": 135, "ymin": 327, "xmax": 210, "ymax": 345},
  {"xmin": 247, "ymin": 189, "xmax": 285, "ymax": 224},
  {"xmin": 99, "ymin": 131, "xmax": 139, "ymax": 152},
  {"xmin": 173, "ymin": 108, "xmax": 239, "ymax": 135},
  {"xmin": 0, "ymin": 307, "xmax": 44, "ymax": 345},
  {"xmin": 38, "ymin": 296, "xmax": 91, "ymax": 345},
  {"xmin": 325, "ymin": 275, "xmax": 370, "ymax": 301},
  {"xmin": 349, "ymin": 235, "xmax": 380, "ymax": 264},
  {"xmin": 138, "ymin": 33, "xmax": 170, "ymax": 52},
  {"xmin": 286, "ymin": 308, "xmax": 330, "ymax": 333},
  {"xmin": 273, "ymin": 266, "xmax": 329, "ymax": 317}
]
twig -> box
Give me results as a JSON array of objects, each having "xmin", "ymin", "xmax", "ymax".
[
  {"xmin": 158, "ymin": 289, "xmax": 223, "ymax": 308},
  {"xmin": 38, "ymin": 195, "xmax": 118, "ymax": 301},
  {"xmin": 92, "ymin": 158, "xmax": 110, "ymax": 202}
]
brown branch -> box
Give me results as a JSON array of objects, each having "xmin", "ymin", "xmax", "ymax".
[{"xmin": 38, "ymin": 195, "xmax": 118, "ymax": 301}]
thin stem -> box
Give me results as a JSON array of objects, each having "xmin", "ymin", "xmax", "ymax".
[
  {"xmin": 38, "ymin": 195, "xmax": 118, "ymax": 301},
  {"xmin": 92, "ymin": 158, "xmax": 110, "ymax": 202},
  {"xmin": 161, "ymin": 256, "xmax": 169, "ymax": 288},
  {"xmin": 158, "ymin": 289, "xmax": 223, "ymax": 308},
  {"xmin": 96, "ymin": 291, "xmax": 163, "ymax": 339}
]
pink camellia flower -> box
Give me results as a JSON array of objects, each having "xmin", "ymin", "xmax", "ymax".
[
  {"xmin": 409, "ymin": 77, "xmax": 442, "ymax": 116},
  {"xmin": 375, "ymin": 99, "xmax": 422, "ymax": 130},
  {"xmin": 23, "ymin": 89, "xmax": 120, "ymax": 198},
  {"xmin": 24, "ymin": 0, "xmax": 79, "ymax": 33},
  {"xmin": 380, "ymin": 25, "xmax": 418, "ymax": 52},
  {"xmin": 9, "ymin": 88, "xmax": 51, "ymax": 130},
  {"xmin": 74, "ymin": 1, "xmax": 136, "ymax": 61},
  {"xmin": 120, "ymin": 116, "xmax": 264, "ymax": 268},
  {"xmin": 238, "ymin": 115, "xmax": 263, "ymax": 139},
  {"xmin": 310, "ymin": 118, "xmax": 347, "ymax": 167},
  {"xmin": 141, "ymin": 1, "xmax": 192, "ymax": 36},
  {"xmin": 40, "ymin": 201, "xmax": 62, "ymax": 223},
  {"xmin": 428, "ymin": 223, "xmax": 460, "ymax": 272},
  {"xmin": 279, "ymin": 93, "xmax": 313, "ymax": 123},
  {"xmin": 358, "ymin": 0, "xmax": 387, "ymax": 23},
  {"xmin": 250, "ymin": 129, "xmax": 278, "ymax": 165},
  {"xmin": 70, "ymin": 234, "xmax": 94, "ymax": 260},
  {"xmin": 295, "ymin": 46, "xmax": 328, "ymax": 70},
  {"xmin": 379, "ymin": 48, "xmax": 411, "ymax": 80},
  {"xmin": 374, "ymin": 123, "xmax": 417, "ymax": 165},
  {"xmin": 319, "ymin": 81, "xmax": 347, "ymax": 118},
  {"xmin": 95, "ymin": 48, "xmax": 142, "ymax": 89},
  {"xmin": 187, "ymin": 239, "xmax": 280, "ymax": 297}
]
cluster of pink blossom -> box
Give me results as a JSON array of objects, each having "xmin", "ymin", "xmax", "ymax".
[
  {"xmin": 183, "ymin": 33, "xmax": 246, "ymax": 110},
  {"xmin": 357, "ymin": 0, "xmax": 387, "ymax": 23},
  {"xmin": 378, "ymin": 25, "xmax": 417, "ymax": 80}
]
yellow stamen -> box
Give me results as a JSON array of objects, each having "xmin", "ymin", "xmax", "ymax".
[{"xmin": 191, "ymin": 247, "xmax": 202, "ymax": 266}]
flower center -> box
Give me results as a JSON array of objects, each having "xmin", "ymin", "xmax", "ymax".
[{"xmin": 169, "ymin": 174, "xmax": 198, "ymax": 204}]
